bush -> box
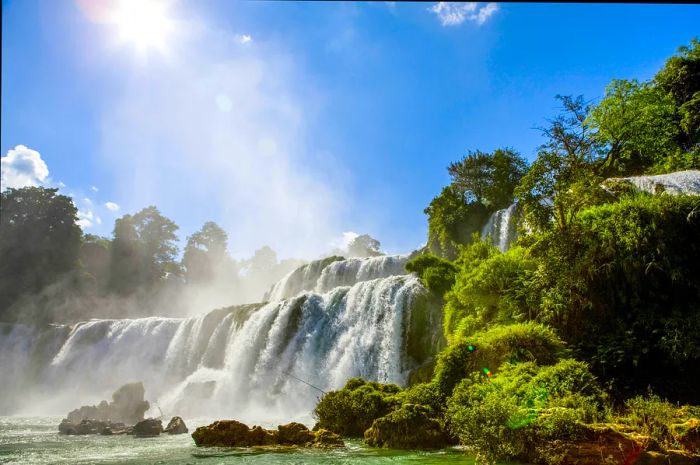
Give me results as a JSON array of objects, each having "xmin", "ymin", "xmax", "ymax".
[
  {"xmin": 364, "ymin": 403, "xmax": 451, "ymax": 449},
  {"xmin": 444, "ymin": 244, "xmax": 537, "ymax": 341},
  {"xmin": 433, "ymin": 323, "xmax": 567, "ymax": 401},
  {"xmin": 405, "ymin": 254, "xmax": 458, "ymax": 297},
  {"xmin": 313, "ymin": 378, "xmax": 402, "ymax": 437}
]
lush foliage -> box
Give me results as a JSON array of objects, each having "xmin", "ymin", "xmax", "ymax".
[
  {"xmin": 0, "ymin": 187, "xmax": 82, "ymax": 322},
  {"xmin": 405, "ymin": 254, "xmax": 458, "ymax": 297},
  {"xmin": 313, "ymin": 378, "xmax": 402, "ymax": 437}
]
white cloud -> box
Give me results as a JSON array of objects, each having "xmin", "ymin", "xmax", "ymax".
[
  {"xmin": 84, "ymin": 197, "xmax": 93, "ymax": 205},
  {"xmin": 91, "ymin": 185, "xmax": 99, "ymax": 192},
  {"xmin": 0, "ymin": 145, "xmax": 49, "ymax": 190},
  {"xmin": 104, "ymin": 201, "xmax": 120, "ymax": 211},
  {"xmin": 430, "ymin": 2, "xmax": 499, "ymax": 26},
  {"xmin": 77, "ymin": 209, "xmax": 94, "ymax": 229},
  {"xmin": 330, "ymin": 231, "xmax": 359, "ymax": 252},
  {"xmin": 235, "ymin": 34, "xmax": 253, "ymax": 45}
]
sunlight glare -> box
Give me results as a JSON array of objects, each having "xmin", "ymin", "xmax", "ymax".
[{"xmin": 112, "ymin": 0, "xmax": 173, "ymax": 53}]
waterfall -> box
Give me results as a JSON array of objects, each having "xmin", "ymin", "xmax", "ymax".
[
  {"xmin": 605, "ymin": 170, "xmax": 700, "ymax": 196},
  {"xmin": 0, "ymin": 269, "xmax": 440, "ymax": 424},
  {"xmin": 265, "ymin": 254, "xmax": 410, "ymax": 301},
  {"xmin": 481, "ymin": 203, "xmax": 519, "ymax": 252}
]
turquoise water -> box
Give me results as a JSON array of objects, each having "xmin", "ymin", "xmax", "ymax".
[{"xmin": 0, "ymin": 417, "xmax": 518, "ymax": 464}]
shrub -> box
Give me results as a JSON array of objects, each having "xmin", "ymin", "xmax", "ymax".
[
  {"xmin": 313, "ymin": 378, "xmax": 402, "ymax": 437},
  {"xmin": 405, "ymin": 254, "xmax": 458, "ymax": 297}
]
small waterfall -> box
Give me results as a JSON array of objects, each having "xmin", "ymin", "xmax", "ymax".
[
  {"xmin": 265, "ymin": 254, "xmax": 410, "ymax": 301},
  {"xmin": 606, "ymin": 170, "xmax": 700, "ymax": 196},
  {"xmin": 0, "ymin": 274, "xmax": 440, "ymax": 424},
  {"xmin": 481, "ymin": 203, "xmax": 519, "ymax": 252}
]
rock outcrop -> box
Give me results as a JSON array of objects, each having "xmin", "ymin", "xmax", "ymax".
[
  {"xmin": 521, "ymin": 424, "xmax": 700, "ymax": 465},
  {"xmin": 132, "ymin": 418, "xmax": 163, "ymax": 438},
  {"xmin": 191, "ymin": 420, "xmax": 344, "ymax": 448},
  {"xmin": 58, "ymin": 418, "xmax": 131, "ymax": 435},
  {"xmin": 363, "ymin": 404, "xmax": 451, "ymax": 449},
  {"xmin": 64, "ymin": 382, "xmax": 150, "ymax": 426},
  {"xmin": 164, "ymin": 416, "xmax": 188, "ymax": 435}
]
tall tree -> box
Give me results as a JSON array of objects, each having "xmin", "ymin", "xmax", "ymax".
[
  {"xmin": 448, "ymin": 148, "xmax": 527, "ymax": 209},
  {"xmin": 109, "ymin": 206, "xmax": 179, "ymax": 294},
  {"xmin": 347, "ymin": 234, "xmax": 382, "ymax": 257},
  {"xmin": 0, "ymin": 187, "xmax": 81, "ymax": 320},
  {"xmin": 182, "ymin": 221, "xmax": 230, "ymax": 284}
]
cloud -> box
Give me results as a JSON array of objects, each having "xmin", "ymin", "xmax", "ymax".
[
  {"xmin": 235, "ymin": 34, "xmax": 253, "ymax": 45},
  {"xmin": 104, "ymin": 201, "xmax": 120, "ymax": 211},
  {"xmin": 430, "ymin": 2, "xmax": 499, "ymax": 26},
  {"xmin": 77, "ymin": 209, "xmax": 94, "ymax": 229},
  {"xmin": 91, "ymin": 185, "xmax": 99, "ymax": 192},
  {"xmin": 1, "ymin": 145, "xmax": 49, "ymax": 190}
]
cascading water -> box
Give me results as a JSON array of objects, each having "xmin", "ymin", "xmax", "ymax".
[
  {"xmin": 481, "ymin": 203, "xmax": 519, "ymax": 252},
  {"xmin": 0, "ymin": 256, "xmax": 442, "ymax": 426},
  {"xmin": 265, "ymin": 254, "xmax": 410, "ymax": 301}
]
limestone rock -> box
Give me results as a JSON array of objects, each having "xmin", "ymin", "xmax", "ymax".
[
  {"xmin": 132, "ymin": 418, "xmax": 163, "ymax": 438},
  {"xmin": 191, "ymin": 420, "xmax": 344, "ymax": 448},
  {"xmin": 277, "ymin": 422, "xmax": 315, "ymax": 445},
  {"xmin": 364, "ymin": 404, "xmax": 450, "ymax": 449},
  {"xmin": 63, "ymin": 382, "xmax": 149, "ymax": 429},
  {"xmin": 164, "ymin": 416, "xmax": 188, "ymax": 435}
]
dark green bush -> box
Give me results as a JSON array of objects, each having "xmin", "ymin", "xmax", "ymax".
[
  {"xmin": 313, "ymin": 378, "xmax": 402, "ymax": 437},
  {"xmin": 405, "ymin": 254, "xmax": 458, "ymax": 297}
]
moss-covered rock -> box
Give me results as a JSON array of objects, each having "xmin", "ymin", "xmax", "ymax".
[
  {"xmin": 364, "ymin": 404, "xmax": 451, "ymax": 449},
  {"xmin": 313, "ymin": 378, "xmax": 402, "ymax": 437},
  {"xmin": 191, "ymin": 420, "xmax": 344, "ymax": 448},
  {"xmin": 673, "ymin": 419, "xmax": 700, "ymax": 454}
]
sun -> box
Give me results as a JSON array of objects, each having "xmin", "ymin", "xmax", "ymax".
[{"xmin": 111, "ymin": 0, "xmax": 173, "ymax": 53}]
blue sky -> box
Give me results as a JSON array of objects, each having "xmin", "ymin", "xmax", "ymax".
[{"xmin": 2, "ymin": 1, "xmax": 699, "ymax": 259}]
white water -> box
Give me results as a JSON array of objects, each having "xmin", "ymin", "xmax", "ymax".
[
  {"xmin": 481, "ymin": 203, "xmax": 519, "ymax": 252},
  {"xmin": 607, "ymin": 170, "xmax": 700, "ymax": 196},
  {"xmin": 0, "ymin": 257, "xmax": 435, "ymax": 426},
  {"xmin": 265, "ymin": 254, "xmax": 410, "ymax": 301}
]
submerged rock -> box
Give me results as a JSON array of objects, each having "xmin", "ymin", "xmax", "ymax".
[
  {"xmin": 164, "ymin": 416, "xmax": 188, "ymax": 435},
  {"xmin": 132, "ymin": 418, "xmax": 163, "ymax": 438},
  {"xmin": 191, "ymin": 420, "xmax": 344, "ymax": 448},
  {"xmin": 364, "ymin": 404, "xmax": 450, "ymax": 449}
]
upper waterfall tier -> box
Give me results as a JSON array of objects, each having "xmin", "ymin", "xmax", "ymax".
[
  {"xmin": 481, "ymin": 203, "xmax": 519, "ymax": 252},
  {"xmin": 265, "ymin": 254, "xmax": 410, "ymax": 302}
]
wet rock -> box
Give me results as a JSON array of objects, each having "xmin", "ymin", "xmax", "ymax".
[
  {"xmin": 277, "ymin": 422, "xmax": 315, "ymax": 445},
  {"xmin": 63, "ymin": 382, "xmax": 150, "ymax": 427},
  {"xmin": 364, "ymin": 404, "xmax": 450, "ymax": 449},
  {"xmin": 164, "ymin": 416, "xmax": 188, "ymax": 435},
  {"xmin": 312, "ymin": 429, "xmax": 344, "ymax": 448},
  {"xmin": 191, "ymin": 420, "xmax": 344, "ymax": 448},
  {"xmin": 192, "ymin": 420, "xmax": 259, "ymax": 447},
  {"xmin": 132, "ymin": 418, "xmax": 163, "ymax": 438}
]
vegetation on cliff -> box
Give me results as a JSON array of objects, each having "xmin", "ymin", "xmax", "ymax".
[{"xmin": 317, "ymin": 39, "xmax": 700, "ymax": 464}]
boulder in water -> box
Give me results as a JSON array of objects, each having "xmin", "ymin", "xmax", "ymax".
[
  {"xmin": 364, "ymin": 404, "xmax": 450, "ymax": 449},
  {"xmin": 132, "ymin": 418, "xmax": 163, "ymax": 438},
  {"xmin": 277, "ymin": 422, "xmax": 315, "ymax": 445},
  {"xmin": 164, "ymin": 416, "xmax": 188, "ymax": 435},
  {"xmin": 63, "ymin": 382, "xmax": 150, "ymax": 428},
  {"xmin": 191, "ymin": 420, "xmax": 344, "ymax": 448}
]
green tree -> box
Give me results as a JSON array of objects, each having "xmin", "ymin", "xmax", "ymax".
[
  {"xmin": 347, "ymin": 234, "xmax": 382, "ymax": 257},
  {"xmin": 0, "ymin": 187, "xmax": 82, "ymax": 320},
  {"xmin": 109, "ymin": 206, "xmax": 180, "ymax": 294},
  {"xmin": 516, "ymin": 95, "xmax": 605, "ymax": 233},
  {"xmin": 448, "ymin": 148, "xmax": 528, "ymax": 209},
  {"xmin": 182, "ymin": 221, "xmax": 229, "ymax": 284},
  {"xmin": 588, "ymin": 79, "xmax": 679, "ymax": 176}
]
